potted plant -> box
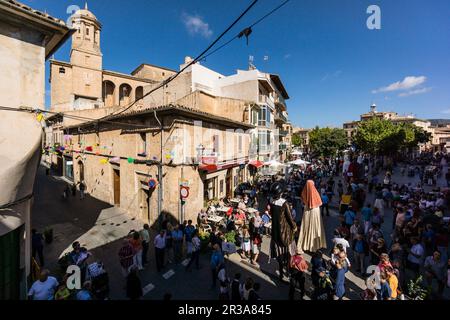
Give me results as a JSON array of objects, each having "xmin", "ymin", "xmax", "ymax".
[
  {"xmin": 407, "ymin": 276, "xmax": 429, "ymax": 300},
  {"xmin": 222, "ymin": 230, "xmax": 238, "ymax": 255},
  {"xmin": 43, "ymin": 227, "xmax": 53, "ymax": 244},
  {"xmin": 224, "ymin": 230, "xmax": 237, "ymax": 244}
]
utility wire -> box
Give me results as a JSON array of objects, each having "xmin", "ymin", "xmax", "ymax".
[
  {"xmin": 105, "ymin": 0, "xmax": 259, "ymax": 119},
  {"xmin": 202, "ymin": 0, "xmax": 291, "ymax": 61},
  {"xmin": 107, "ymin": 0, "xmax": 291, "ymax": 115},
  {"xmin": 0, "ymin": 105, "xmax": 156, "ymax": 129},
  {"xmin": 1, "ymin": 0, "xmax": 291, "ymax": 129}
]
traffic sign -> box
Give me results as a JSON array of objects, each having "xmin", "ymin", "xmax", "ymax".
[
  {"xmin": 180, "ymin": 186, "xmax": 189, "ymax": 199},
  {"xmin": 148, "ymin": 178, "xmax": 158, "ymax": 188}
]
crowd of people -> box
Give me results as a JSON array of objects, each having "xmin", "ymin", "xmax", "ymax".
[
  {"xmin": 28, "ymin": 152, "xmax": 450, "ymax": 300},
  {"xmin": 29, "ymin": 241, "xmax": 109, "ymax": 300}
]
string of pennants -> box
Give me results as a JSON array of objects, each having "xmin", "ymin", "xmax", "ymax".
[{"xmin": 42, "ymin": 138, "xmax": 176, "ymax": 165}]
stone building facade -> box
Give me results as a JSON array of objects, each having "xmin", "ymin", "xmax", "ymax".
[
  {"xmin": 46, "ymin": 5, "xmax": 293, "ymax": 228},
  {"xmin": 63, "ymin": 105, "xmax": 253, "ymax": 226},
  {"xmin": 49, "ymin": 4, "xmax": 173, "ymax": 113}
]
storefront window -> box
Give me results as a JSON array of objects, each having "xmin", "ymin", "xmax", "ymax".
[
  {"xmin": 64, "ymin": 157, "xmax": 74, "ymax": 180},
  {"xmin": 204, "ymin": 177, "xmax": 217, "ymax": 201}
]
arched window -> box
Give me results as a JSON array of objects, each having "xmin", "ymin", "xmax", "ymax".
[
  {"xmin": 135, "ymin": 86, "xmax": 144, "ymax": 105},
  {"xmin": 102, "ymin": 81, "xmax": 116, "ymax": 107},
  {"xmin": 119, "ymin": 83, "xmax": 132, "ymax": 106}
]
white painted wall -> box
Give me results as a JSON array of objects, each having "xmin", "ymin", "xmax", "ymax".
[
  {"xmin": 0, "ymin": 21, "xmax": 46, "ymax": 110},
  {"xmin": 0, "ymin": 20, "xmax": 48, "ymax": 299}
]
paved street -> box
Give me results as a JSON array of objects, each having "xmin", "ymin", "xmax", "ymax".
[{"xmin": 31, "ymin": 163, "xmax": 449, "ymax": 300}]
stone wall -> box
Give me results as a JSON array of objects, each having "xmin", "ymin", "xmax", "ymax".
[{"xmin": 68, "ymin": 112, "xmax": 251, "ymax": 226}]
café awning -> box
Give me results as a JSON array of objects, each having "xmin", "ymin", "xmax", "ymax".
[{"xmin": 248, "ymin": 160, "xmax": 264, "ymax": 168}]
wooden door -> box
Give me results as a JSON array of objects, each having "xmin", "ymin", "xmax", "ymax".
[
  {"xmin": 226, "ymin": 169, "xmax": 233, "ymax": 198},
  {"xmin": 113, "ymin": 169, "xmax": 120, "ymax": 205}
]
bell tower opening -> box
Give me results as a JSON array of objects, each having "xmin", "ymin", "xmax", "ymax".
[{"xmin": 70, "ymin": 4, "xmax": 102, "ymax": 70}]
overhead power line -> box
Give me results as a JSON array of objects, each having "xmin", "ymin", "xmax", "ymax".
[
  {"xmin": 201, "ymin": 0, "xmax": 291, "ymax": 61},
  {"xmin": 2, "ymin": 0, "xmax": 291, "ymax": 129},
  {"xmin": 105, "ymin": 0, "xmax": 260, "ymax": 119}
]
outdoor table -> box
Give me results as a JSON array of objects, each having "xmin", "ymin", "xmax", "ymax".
[
  {"xmin": 207, "ymin": 215, "xmax": 224, "ymax": 223},
  {"xmin": 245, "ymin": 208, "xmax": 258, "ymax": 214},
  {"xmin": 216, "ymin": 206, "xmax": 231, "ymax": 213}
]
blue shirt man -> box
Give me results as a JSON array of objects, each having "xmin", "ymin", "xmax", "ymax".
[
  {"xmin": 211, "ymin": 250, "xmax": 224, "ymax": 269},
  {"xmin": 184, "ymin": 222, "xmax": 195, "ymax": 242},
  {"xmin": 361, "ymin": 206, "xmax": 373, "ymax": 222},
  {"xmin": 210, "ymin": 246, "xmax": 224, "ymax": 287},
  {"xmin": 344, "ymin": 209, "xmax": 356, "ymax": 226},
  {"xmin": 321, "ymin": 194, "xmax": 329, "ymax": 205},
  {"xmin": 172, "ymin": 229, "xmax": 183, "ymax": 241}
]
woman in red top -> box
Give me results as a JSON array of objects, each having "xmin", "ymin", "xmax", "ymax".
[
  {"xmin": 377, "ymin": 253, "xmax": 393, "ymax": 273},
  {"xmin": 234, "ymin": 210, "xmax": 246, "ymax": 226}
]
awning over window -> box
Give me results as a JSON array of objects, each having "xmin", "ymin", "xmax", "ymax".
[
  {"xmin": 248, "ymin": 160, "xmax": 264, "ymax": 168},
  {"xmin": 198, "ymin": 164, "xmax": 218, "ymax": 172}
]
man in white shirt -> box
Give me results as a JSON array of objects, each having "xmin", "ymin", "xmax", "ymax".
[
  {"xmin": 140, "ymin": 224, "xmax": 151, "ymax": 265},
  {"xmin": 435, "ymin": 196, "xmax": 444, "ymax": 208},
  {"xmin": 253, "ymin": 211, "xmax": 263, "ymax": 234},
  {"xmin": 154, "ymin": 230, "xmax": 166, "ymax": 272},
  {"xmin": 28, "ymin": 269, "xmax": 59, "ymax": 300},
  {"xmin": 332, "ymin": 230, "xmax": 350, "ymax": 253},
  {"xmin": 407, "ymin": 237, "xmax": 424, "ymax": 278}
]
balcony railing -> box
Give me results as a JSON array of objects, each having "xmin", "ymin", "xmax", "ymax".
[
  {"xmin": 274, "ymin": 95, "xmax": 286, "ymax": 109},
  {"xmin": 279, "ymin": 130, "xmax": 289, "ymax": 137},
  {"xmin": 258, "ymin": 94, "xmax": 275, "ymax": 109},
  {"xmin": 274, "ymin": 111, "xmax": 288, "ymax": 123}
]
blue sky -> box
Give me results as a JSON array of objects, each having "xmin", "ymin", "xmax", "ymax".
[{"xmin": 24, "ymin": 0, "xmax": 450, "ymax": 127}]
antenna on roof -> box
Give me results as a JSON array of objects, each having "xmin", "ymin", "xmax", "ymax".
[{"xmin": 248, "ymin": 55, "xmax": 256, "ymax": 70}]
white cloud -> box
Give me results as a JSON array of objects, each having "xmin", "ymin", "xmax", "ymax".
[
  {"xmin": 372, "ymin": 76, "xmax": 427, "ymax": 94},
  {"xmin": 442, "ymin": 109, "xmax": 450, "ymax": 114},
  {"xmin": 321, "ymin": 70, "xmax": 342, "ymax": 81},
  {"xmin": 284, "ymin": 53, "xmax": 292, "ymax": 59},
  {"xmin": 182, "ymin": 13, "xmax": 212, "ymax": 38},
  {"xmin": 398, "ymin": 87, "xmax": 432, "ymax": 97}
]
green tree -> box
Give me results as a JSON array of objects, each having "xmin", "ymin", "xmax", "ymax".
[
  {"xmin": 399, "ymin": 122, "xmax": 431, "ymax": 150},
  {"xmin": 309, "ymin": 126, "xmax": 348, "ymax": 157},
  {"xmin": 291, "ymin": 133, "xmax": 303, "ymax": 147},
  {"xmin": 353, "ymin": 118, "xmax": 431, "ymax": 156},
  {"xmin": 353, "ymin": 118, "xmax": 398, "ymax": 155}
]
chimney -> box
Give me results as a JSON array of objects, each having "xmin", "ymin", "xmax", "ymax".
[{"xmin": 185, "ymin": 56, "xmax": 193, "ymax": 64}]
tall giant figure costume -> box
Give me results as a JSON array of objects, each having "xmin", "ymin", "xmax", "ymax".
[
  {"xmin": 297, "ymin": 180, "xmax": 327, "ymax": 253},
  {"xmin": 270, "ymin": 182, "xmax": 297, "ymax": 280}
]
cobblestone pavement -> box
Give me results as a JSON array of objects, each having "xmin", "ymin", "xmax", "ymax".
[{"xmin": 31, "ymin": 163, "xmax": 449, "ymax": 300}]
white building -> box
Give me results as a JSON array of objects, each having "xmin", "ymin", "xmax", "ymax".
[{"xmin": 144, "ymin": 59, "xmax": 291, "ymax": 163}]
